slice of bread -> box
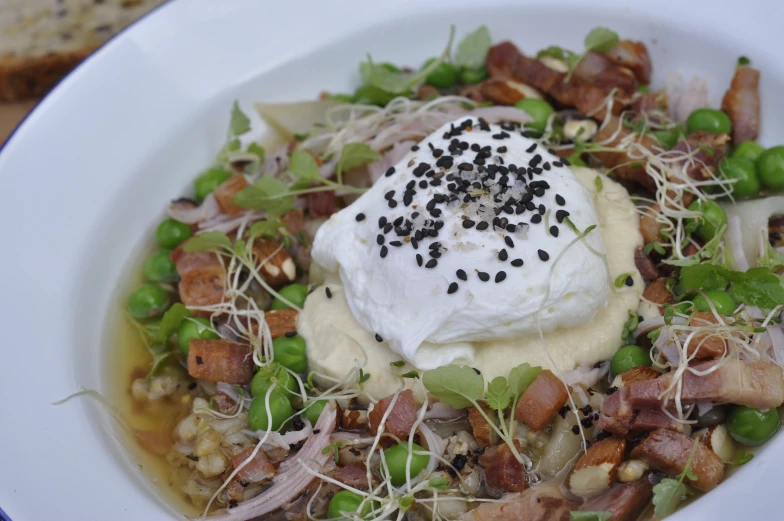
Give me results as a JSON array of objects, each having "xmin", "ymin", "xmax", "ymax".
[{"xmin": 0, "ymin": 0, "xmax": 166, "ymax": 101}]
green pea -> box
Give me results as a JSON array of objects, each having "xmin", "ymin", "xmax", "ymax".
[
  {"xmin": 251, "ymin": 362, "xmax": 298, "ymax": 397},
  {"xmin": 127, "ymin": 284, "xmax": 170, "ymax": 319},
  {"xmin": 177, "ymin": 317, "xmax": 218, "ymax": 356},
  {"xmin": 731, "ymin": 141, "xmax": 765, "ymax": 163},
  {"xmin": 383, "ymin": 442, "xmax": 430, "ymax": 486},
  {"xmin": 686, "ymin": 108, "xmax": 732, "ymax": 135},
  {"xmin": 271, "ymin": 283, "xmax": 308, "ymax": 310},
  {"xmin": 652, "ymin": 126, "xmax": 684, "ymax": 149},
  {"xmin": 686, "ymin": 199, "xmax": 728, "ymax": 241},
  {"xmin": 248, "ymin": 390, "xmax": 294, "ymax": 432},
  {"xmin": 143, "ymin": 251, "xmax": 178, "ymax": 282},
  {"xmin": 692, "ymin": 290, "xmax": 736, "ymax": 315},
  {"xmin": 423, "ymin": 58, "xmax": 459, "ymax": 89},
  {"xmin": 719, "ymin": 158, "xmax": 761, "ymax": 199},
  {"xmin": 301, "ymin": 400, "xmax": 327, "ymax": 425},
  {"xmin": 727, "ymin": 405, "xmax": 780, "ymax": 446},
  {"xmin": 611, "ymin": 345, "xmax": 652, "ymax": 376},
  {"xmin": 352, "ymin": 84, "xmax": 397, "ymax": 106},
  {"xmin": 758, "ymin": 146, "xmax": 784, "ymax": 190},
  {"xmin": 327, "ymin": 490, "xmax": 376, "ymax": 519},
  {"xmin": 460, "ymin": 67, "xmax": 488, "ymax": 85},
  {"xmin": 273, "ymin": 334, "xmax": 307, "ymax": 373},
  {"xmin": 156, "ymin": 218, "xmax": 192, "ymax": 249},
  {"xmin": 515, "ymin": 98, "xmax": 555, "ymax": 136},
  {"xmin": 194, "ymin": 168, "xmax": 232, "ymax": 202}
]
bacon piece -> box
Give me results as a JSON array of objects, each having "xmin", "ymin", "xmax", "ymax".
[
  {"xmin": 593, "ymin": 116, "xmax": 659, "ymax": 191},
  {"xmin": 469, "ymin": 404, "xmax": 498, "ymax": 447},
  {"xmin": 187, "ymin": 339, "xmax": 254, "ymax": 384},
  {"xmin": 264, "ymin": 308, "xmax": 298, "ymax": 339},
  {"xmin": 305, "ymin": 190, "xmax": 337, "ymax": 218},
  {"xmin": 721, "ymin": 67, "xmax": 760, "ymax": 143},
  {"xmin": 417, "ymin": 84, "xmax": 441, "ymax": 101},
  {"xmin": 672, "ymin": 131, "xmax": 730, "ymax": 181},
  {"xmin": 629, "ymin": 409, "xmax": 685, "ymax": 434},
  {"xmin": 630, "ymin": 429, "xmax": 724, "ymax": 491},
  {"xmin": 281, "ymin": 208, "xmax": 306, "ymax": 235},
  {"xmin": 458, "ymin": 482, "xmax": 577, "ymax": 521},
  {"xmin": 175, "ymin": 251, "xmax": 226, "ymax": 315},
  {"xmin": 579, "ymin": 480, "xmax": 653, "ymax": 521},
  {"xmin": 639, "ymin": 205, "xmax": 664, "ymax": 246},
  {"xmin": 478, "ymin": 77, "xmax": 541, "ymax": 105},
  {"xmin": 603, "ymin": 40, "xmax": 653, "ymax": 84},
  {"xmin": 231, "ymin": 447, "xmax": 276, "ymax": 485},
  {"xmin": 634, "ymin": 248, "xmax": 659, "ymax": 283},
  {"xmin": 486, "ymin": 41, "xmax": 523, "ymax": 78},
  {"xmin": 478, "ymin": 442, "xmax": 526, "ymax": 495},
  {"xmin": 330, "ymin": 463, "xmax": 372, "ymax": 490},
  {"xmin": 252, "ymin": 239, "xmax": 297, "ymax": 288},
  {"xmin": 686, "ymin": 312, "xmax": 728, "ymax": 359},
  {"xmin": 597, "ymin": 388, "xmax": 634, "ymax": 437},
  {"xmin": 368, "ymin": 389, "xmax": 417, "ymax": 439},
  {"xmin": 214, "ymin": 392, "xmax": 237, "ymax": 414},
  {"xmin": 630, "ymin": 91, "xmax": 668, "ymax": 123},
  {"xmin": 618, "ymin": 366, "xmax": 660, "ymax": 386},
  {"xmin": 642, "ymin": 277, "xmax": 672, "ymax": 308},
  {"xmin": 214, "ymin": 174, "xmax": 249, "ymax": 216},
  {"xmin": 515, "ymin": 370, "xmax": 569, "ymax": 431}
]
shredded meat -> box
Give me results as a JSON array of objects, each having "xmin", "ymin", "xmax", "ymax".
[
  {"xmin": 634, "ymin": 248, "xmax": 659, "ymax": 282},
  {"xmin": 602, "ymin": 40, "xmax": 653, "ymax": 84},
  {"xmin": 305, "ymin": 190, "xmax": 337, "ymax": 218},
  {"xmin": 213, "ymin": 174, "xmax": 249, "ymax": 216},
  {"xmin": 174, "ymin": 250, "xmax": 226, "ymax": 315},
  {"xmin": 721, "ymin": 67, "xmax": 760, "ymax": 143},
  {"xmin": 515, "ymin": 370, "xmax": 569, "ymax": 431},
  {"xmin": 479, "ymin": 442, "xmax": 526, "ymax": 495},
  {"xmin": 629, "ymin": 408, "xmax": 685, "ymax": 434},
  {"xmin": 368, "ymin": 389, "xmax": 417, "ymax": 440},
  {"xmin": 642, "ymin": 277, "xmax": 672, "ymax": 308},
  {"xmin": 459, "ymin": 482, "xmax": 577, "ymax": 521},
  {"xmin": 231, "ymin": 447, "xmax": 276, "ymax": 485},
  {"xmin": 329, "ymin": 463, "xmax": 372, "ymax": 490},
  {"xmin": 639, "ymin": 205, "xmax": 665, "ymax": 246},
  {"xmin": 187, "ymin": 339, "xmax": 254, "ymax": 384},
  {"xmin": 672, "ymin": 131, "xmax": 729, "ymax": 181},
  {"xmin": 593, "ymin": 116, "xmax": 659, "ymax": 191},
  {"xmin": 630, "ymin": 429, "xmax": 724, "ymax": 491},
  {"xmin": 468, "ymin": 404, "xmax": 497, "ymax": 446},
  {"xmin": 579, "ymin": 480, "xmax": 653, "ymax": 521}
]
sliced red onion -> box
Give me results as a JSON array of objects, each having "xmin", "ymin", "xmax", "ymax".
[
  {"xmin": 199, "ymin": 211, "xmax": 265, "ymax": 234},
  {"xmin": 168, "ymin": 193, "xmax": 220, "ymax": 224},
  {"xmin": 417, "ymin": 422, "xmax": 446, "ymax": 475},
  {"xmin": 670, "ymin": 74, "xmax": 709, "ymax": 123},
  {"xmin": 423, "ymin": 401, "xmax": 465, "ymax": 421},
  {"xmin": 561, "ymin": 362, "xmax": 609, "ymax": 389},
  {"xmin": 696, "ymin": 401, "xmax": 714, "ymax": 417},
  {"xmin": 207, "ymin": 403, "xmax": 337, "ymax": 521},
  {"xmin": 769, "ymin": 326, "xmax": 784, "ymax": 364},
  {"xmin": 216, "ymin": 382, "xmax": 241, "ymax": 403},
  {"xmin": 660, "ymin": 342, "xmax": 681, "ymax": 364}
]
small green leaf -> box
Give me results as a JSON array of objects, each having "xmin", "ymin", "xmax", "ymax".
[
  {"xmin": 508, "ymin": 363, "xmax": 542, "ymax": 397},
  {"xmin": 594, "ymin": 175, "xmax": 603, "ymax": 192},
  {"xmin": 401, "ymin": 371, "xmax": 420, "ymax": 379},
  {"xmin": 233, "ymin": 175, "xmax": 295, "ymax": 218},
  {"xmin": 729, "ymin": 267, "xmax": 784, "ymax": 310},
  {"xmin": 248, "ymin": 220, "xmax": 284, "ymax": 239},
  {"xmin": 429, "ymin": 476, "xmax": 449, "ymax": 490},
  {"xmin": 146, "ymin": 342, "xmax": 172, "ymax": 380},
  {"xmin": 359, "ymin": 369, "xmax": 371, "ymax": 384},
  {"xmin": 647, "ymin": 328, "xmax": 662, "ymax": 344},
  {"xmin": 289, "ymin": 149, "xmax": 320, "ymax": 182},
  {"xmin": 584, "ymin": 27, "xmax": 620, "ymax": 53},
  {"xmin": 230, "ymin": 101, "xmax": 251, "ymax": 136},
  {"xmin": 679, "ymin": 263, "xmax": 730, "ymax": 293},
  {"xmin": 737, "ymin": 56, "xmax": 751, "ymax": 68},
  {"xmin": 183, "ymin": 231, "xmax": 232, "ymax": 253},
  {"xmin": 644, "ymin": 242, "xmax": 666, "ymax": 255},
  {"xmin": 390, "ymin": 361, "xmax": 406, "ymax": 368},
  {"xmin": 570, "ymin": 512, "xmax": 613, "ymax": 521},
  {"xmin": 157, "ymin": 303, "xmax": 189, "ymax": 344},
  {"xmin": 455, "ymin": 25, "xmax": 492, "ymax": 69},
  {"xmin": 422, "ymin": 365, "xmax": 484, "ymax": 409},
  {"xmin": 485, "ymin": 376, "xmax": 511, "ymax": 411},
  {"xmin": 247, "ymin": 143, "xmax": 266, "ymax": 162},
  {"xmin": 337, "ymin": 143, "xmax": 381, "ymax": 175},
  {"xmin": 733, "ymin": 448, "xmax": 753, "ymax": 465},
  {"xmin": 614, "ymin": 272, "xmax": 632, "ymax": 288},
  {"xmin": 652, "ymin": 478, "xmax": 685, "ymax": 518},
  {"xmin": 227, "ymin": 138, "xmax": 242, "ymax": 151}
]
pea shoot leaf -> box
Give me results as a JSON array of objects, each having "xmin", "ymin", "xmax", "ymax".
[
  {"xmin": 584, "ymin": 27, "xmax": 620, "ymax": 53},
  {"xmin": 594, "ymin": 175, "xmax": 603, "ymax": 192},
  {"xmin": 508, "ymin": 363, "xmax": 542, "ymax": 397},
  {"xmin": 679, "ymin": 263, "xmax": 730, "ymax": 293},
  {"xmin": 733, "ymin": 448, "xmax": 753, "ymax": 465},
  {"xmin": 147, "ymin": 343, "xmax": 173, "ymax": 380},
  {"xmin": 247, "ymin": 142, "xmax": 265, "ymax": 162},
  {"xmin": 422, "ymin": 365, "xmax": 484, "ymax": 409},
  {"xmin": 485, "ymin": 376, "xmax": 511, "ymax": 411},
  {"xmin": 536, "ymin": 46, "xmax": 581, "ymax": 70},
  {"xmin": 429, "ymin": 476, "xmax": 449, "ymax": 490},
  {"xmin": 729, "ymin": 267, "xmax": 784, "ymax": 310},
  {"xmin": 230, "ymin": 101, "xmax": 251, "ymax": 136},
  {"xmin": 183, "ymin": 231, "xmax": 232, "ymax": 253},
  {"xmin": 652, "ymin": 478, "xmax": 685, "ymax": 518},
  {"xmin": 455, "ymin": 25, "xmax": 492, "ymax": 69},
  {"xmin": 737, "ymin": 56, "xmax": 751, "ymax": 68},
  {"xmin": 289, "ymin": 149, "xmax": 320, "ymax": 183},
  {"xmin": 157, "ymin": 303, "xmax": 190, "ymax": 344},
  {"xmin": 337, "ymin": 143, "xmax": 381, "ymax": 175},
  {"xmin": 249, "ymin": 220, "xmax": 284, "ymax": 239},
  {"xmin": 233, "ymin": 175, "xmax": 295, "ymax": 218},
  {"xmin": 614, "ymin": 272, "xmax": 632, "ymax": 288},
  {"xmin": 569, "ymin": 512, "xmax": 613, "ymax": 521}
]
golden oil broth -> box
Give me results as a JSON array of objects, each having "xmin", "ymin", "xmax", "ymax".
[{"xmin": 107, "ymin": 131, "xmax": 287, "ymax": 517}]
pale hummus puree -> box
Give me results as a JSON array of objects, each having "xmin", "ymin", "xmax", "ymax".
[{"xmin": 298, "ymin": 167, "xmax": 643, "ymax": 401}]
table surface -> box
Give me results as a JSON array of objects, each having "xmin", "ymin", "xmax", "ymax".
[{"xmin": 0, "ymin": 101, "xmax": 37, "ymax": 145}]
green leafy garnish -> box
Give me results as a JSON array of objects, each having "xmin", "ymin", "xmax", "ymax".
[
  {"xmin": 644, "ymin": 242, "xmax": 666, "ymax": 256},
  {"xmin": 429, "ymin": 476, "xmax": 449, "ymax": 490},
  {"xmin": 614, "ymin": 272, "xmax": 632, "ymax": 288},
  {"xmin": 337, "ymin": 143, "xmax": 381, "ymax": 184},
  {"xmin": 230, "ymin": 101, "xmax": 251, "ymax": 136},
  {"xmin": 455, "ymin": 25, "xmax": 492, "ymax": 69},
  {"xmin": 737, "ymin": 56, "xmax": 751, "ymax": 68},
  {"xmin": 584, "ymin": 27, "xmax": 620, "ymax": 53},
  {"xmin": 289, "ymin": 149, "xmax": 319, "ymax": 186},
  {"xmin": 390, "ymin": 361, "xmax": 406, "ymax": 368},
  {"xmin": 594, "ymin": 175, "xmax": 604, "ymax": 192},
  {"xmin": 248, "ymin": 220, "xmax": 284, "ymax": 239},
  {"xmin": 570, "ymin": 512, "xmax": 612, "ymax": 521},
  {"xmin": 648, "ymin": 328, "xmax": 662, "ymax": 344},
  {"xmin": 157, "ymin": 303, "xmax": 189, "ymax": 344},
  {"xmin": 733, "ymin": 448, "xmax": 753, "ymax": 465},
  {"xmin": 422, "ymin": 365, "xmax": 484, "ymax": 409},
  {"xmin": 247, "ymin": 142, "xmax": 265, "ymax": 162},
  {"xmin": 508, "ymin": 363, "xmax": 542, "ymax": 397},
  {"xmin": 321, "ymin": 442, "xmax": 341, "ymax": 464},
  {"xmin": 485, "ymin": 376, "xmax": 511, "ymax": 411},
  {"xmin": 729, "ymin": 267, "xmax": 784, "ymax": 309},
  {"xmin": 621, "ymin": 311, "xmax": 639, "ymax": 343},
  {"xmin": 358, "ymin": 369, "xmax": 371, "ymax": 385},
  {"xmin": 401, "ymin": 370, "xmax": 419, "ymax": 379},
  {"xmin": 233, "ymin": 175, "xmax": 295, "ymax": 218},
  {"xmin": 652, "ymin": 439, "xmax": 699, "ymax": 518},
  {"xmin": 183, "ymin": 231, "xmax": 232, "ymax": 253}
]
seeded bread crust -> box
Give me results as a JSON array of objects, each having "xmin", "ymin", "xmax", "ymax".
[{"xmin": 0, "ymin": 49, "xmax": 93, "ymax": 101}]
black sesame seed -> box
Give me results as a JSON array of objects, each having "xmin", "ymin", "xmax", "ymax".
[
  {"xmin": 456, "ymin": 269, "xmax": 467, "ymax": 281},
  {"xmin": 284, "ymin": 331, "xmax": 297, "ymax": 338},
  {"xmin": 505, "ymin": 224, "xmax": 516, "ymax": 233},
  {"xmin": 355, "ymin": 213, "xmax": 365, "ymax": 222},
  {"xmin": 447, "ymin": 282, "xmax": 458, "ymax": 294},
  {"xmin": 384, "ymin": 223, "xmax": 393, "ymax": 234},
  {"xmin": 458, "ymin": 162, "xmax": 474, "ymax": 171},
  {"xmin": 497, "ymin": 146, "xmax": 508, "ymax": 153},
  {"xmin": 425, "ymin": 259, "xmax": 438, "ymax": 269},
  {"xmin": 390, "ymin": 241, "xmax": 403, "ymax": 247},
  {"xmin": 419, "ymin": 180, "xmax": 428, "ymax": 189},
  {"xmin": 504, "ymin": 236, "xmax": 514, "ymax": 248},
  {"xmin": 477, "ymin": 271, "xmax": 490, "ymax": 282},
  {"xmin": 385, "ymin": 167, "xmax": 395, "ymax": 177},
  {"xmin": 556, "ymin": 209, "xmax": 570, "ymax": 223},
  {"xmin": 550, "ymin": 226, "xmax": 559, "ymax": 237},
  {"xmin": 380, "ymin": 246, "xmax": 388, "ymax": 258},
  {"xmin": 378, "ymin": 216, "xmax": 387, "ymax": 228},
  {"xmin": 411, "ymin": 145, "xmax": 420, "ymax": 151},
  {"xmin": 416, "ymin": 254, "xmax": 423, "ymax": 266},
  {"xmin": 511, "ymin": 258, "xmax": 524, "ymax": 267},
  {"xmin": 384, "ymin": 190, "xmax": 395, "ymax": 200},
  {"xmin": 531, "ymin": 214, "xmax": 542, "ymax": 224},
  {"xmin": 376, "ymin": 234, "xmax": 385, "ymax": 245},
  {"xmin": 555, "ymin": 194, "xmax": 565, "ymax": 206},
  {"xmin": 463, "ymin": 219, "xmax": 475, "ymax": 229},
  {"xmin": 429, "ymin": 250, "xmax": 441, "ymax": 259},
  {"xmin": 375, "ymin": 333, "xmax": 383, "ymax": 342},
  {"xmin": 325, "ymin": 287, "xmax": 332, "ymax": 299},
  {"xmin": 571, "ymin": 425, "xmax": 580, "ymax": 435},
  {"xmin": 538, "ymin": 249, "xmax": 549, "ymax": 261},
  {"xmin": 495, "ymin": 271, "xmax": 506, "ymax": 283},
  {"xmin": 388, "ymin": 200, "xmax": 397, "ymax": 208},
  {"xmin": 499, "ymin": 249, "xmax": 508, "ymax": 261},
  {"xmin": 475, "ymin": 221, "xmax": 489, "ymax": 231},
  {"xmin": 625, "ymin": 276, "xmax": 634, "ymax": 287}
]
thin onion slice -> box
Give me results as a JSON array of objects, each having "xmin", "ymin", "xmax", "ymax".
[{"xmin": 168, "ymin": 193, "xmax": 220, "ymax": 224}]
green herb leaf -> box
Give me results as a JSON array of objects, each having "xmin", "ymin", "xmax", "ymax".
[
  {"xmin": 230, "ymin": 101, "xmax": 251, "ymax": 136},
  {"xmin": 647, "ymin": 328, "xmax": 662, "ymax": 344},
  {"xmin": 614, "ymin": 272, "xmax": 632, "ymax": 288},
  {"xmin": 679, "ymin": 264, "xmax": 730, "ymax": 293},
  {"xmin": 737, "ymin": 56, "xmax": 751, "ymax": 67},
  {"xmin": 455, "ymin": 25, "xmax": 492, "ymax": 69},
  {"xmin": 508, "ymin": 363, "xmax": 542, "ymax": 397},
  {"xmin": 728, "ymin": 267, "xmax": 784, "ymax": 309},
  {"xmin": 183, "ymin": 231, "xmax": 232, "ymax": 253},
  {"xmin": 644, "ymin": 242, "xmax": 666, "ymax": 256},
  {"xmin": 247, "ymin": 143, "xmax": 266, "ymax": 162},
  {"xmin": 390, "ymin": 361, "xmax": 406, "ymax": 368},
  {"xmin": 584, "ymin": 27, "xmax": 620, "ymax": 53},
  {"xmin": 233, "ymin": 175, "xmax": 295, "ymax": 218},
  {"xmin": 594, "ymin": 175, "xmax": 604, "ymax": 192},
  {"xmin": 359, "ymin": 369, "xmax": 371, "ymax": 384},
  {"xmin": 289, "ymin": 149, "xmax": 320, "ymax": 183},
  {"xmin": 485, "ymin": 376, "xmax": 511, "ymax": 411},
  {"xmin": 652, "ymin": 478, "xmax": 686, "ymax": 518},
  {"xmin": 429, "ymin": 476, "xmax": 449, "ymax": 490},
  {"xmin": 401, "ymin": 370, "xmax": 420, "ymax": 379},
  {"xmin": 248, "ymin": 220, "xmax": 284, "ymax": 239},
  {"xmin": 570, "ymin": 512, "xmax": 613, "ymax": 521},
  {"xmin": 337, "ymin": 143, "xmax": 381, "ymax": 176},
  {"xmin": 157, "ymin": 303, "xmax": 190, "ymax": 344},
  {"xmin": 422, "ymin": 365, "xmax": 484, "ymax": 409},
  {"xmin": 733, "ymin": 448, "xmax": 753, "ymax": 465}
]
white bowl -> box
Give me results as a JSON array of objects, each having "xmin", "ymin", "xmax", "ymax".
[{"xmin": 1, "ymin": 0, "xmax": 782, "ymax": 519}]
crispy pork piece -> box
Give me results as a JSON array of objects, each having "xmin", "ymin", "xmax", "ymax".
[{"xmin": 721, "ymin": 67, "xmax": 760, "ymax": 143}]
